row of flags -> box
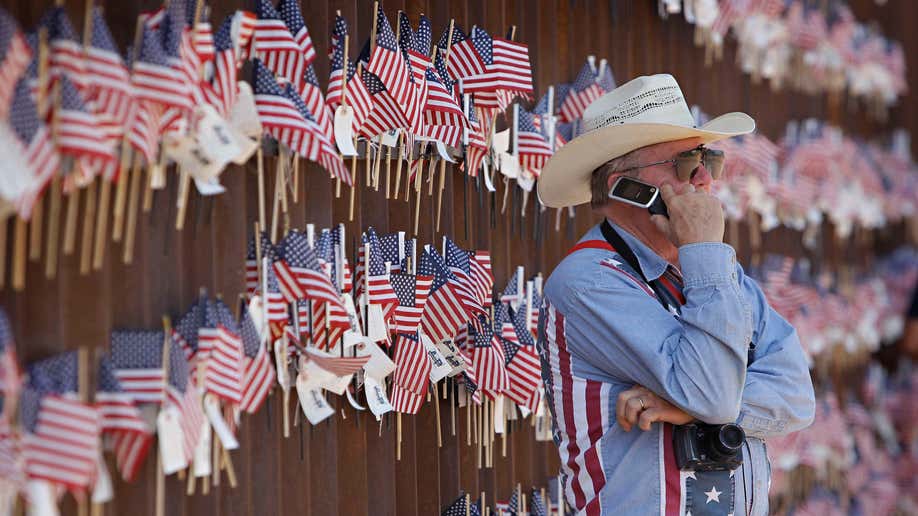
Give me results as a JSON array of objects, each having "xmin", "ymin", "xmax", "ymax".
[
  {"xmin": 0, "ymin": 217, "xmax": 554, "ymax": 507},
  {"xmin": 749, "ymin": 247, "xmax": 917, "ymax": 368},
  {"xmin": 705, "ymin": 118, "xmax": 917, "ymax": 239},
  {"xmin": 442, "ymin": 485, "xmax": 555, "ymax": 516},
  {"xmin": 657, "ymin": 0, "xmax": 907, "ymax": 114}
]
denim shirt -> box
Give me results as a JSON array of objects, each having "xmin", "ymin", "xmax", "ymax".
[{"xmin": 537, "ymin": 221, "xmax": 815, "ymax": 516}]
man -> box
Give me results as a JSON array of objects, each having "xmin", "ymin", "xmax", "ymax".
[{"xmin": 535, "ymin": 74, "xmax": 815, "ymax": 515}]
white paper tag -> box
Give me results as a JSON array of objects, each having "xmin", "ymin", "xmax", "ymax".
[
  {"xmin": 434, "ymin": 140, "xmax": 454, "ymax": 162},
  {"xmin": 193, "ymin": 177, "xmax": 226, "ymax": 196},
  {"xmin": 506, "ymin": 399, "xmax": 519, "ymax": 421},
  {"xmin": 491, "ymin": 129, "xmax": 510, "ymax": 154},
  {"xmin": 296, "ymin": 374, "xmax": 335, "ymax": 425},
  {"xmin": 364, "ymin": 376, "xmax": 393, "ymax": 417},
  {"xmin": 156, "ymin": 407, "xmax": 188, "ymax": 474},
  {"xmin": 380, "ymin": 129, "xmax": 399, "ymax": 147},
  {"xmin": 482, "ymin": 161, "xmax": 496, "ymax": 192},
  {"xmin": 421, "ymin": 333, "xmax": 451, "ymax": 383},
  {"xmin": 435, "ymin": 339, "xmax": 466, "ymax": 376},
  {"xmin": 25, "ymin": 481, "xmax": 59, "ymax": 516},
  {"xmin": 195, "ymin": 105, "xmax": 241, "ymax": 170},
  {"xmin": 228, "ymin": 126, "xmax": 258, "ymax": 165},
  {"xmin": 192, "ymin": 419, "xmax": 211, "ymax": 477},
  {"xmin": 342, "ymin": 330, "xmax": 363, "ymax": 349},
  {"xmin": 248, "ymin": 296, "xmax": 267, "ymax": 342},
  {"xmin": 518, "ymin": 404, "xmax": 531, "ymax": 420},
  {"xmin": 457, "ymin": 385, "xmax": 467, "ymax": 407},
  {"xmin": 334, "ymin": 106, "xmax": 358, "ymax": 156},
  {"xmin": 91, "ymin": 452, "xmax": 114, "ymax": 503},
  {"xmin": 165, "ymin": 137, "xmax": 222, "ymax": 182},
  {"xmin": 355, "ymin": 337, "xmax": 396, "ymax": 379},
  {"xmin": 204, "ymin": 394, "xmax": 239, "ymax": 450},
  {"xmin": 342, "ymin": 295, "xmax": 362, "ymax": 334},
  {"xmin": 494, "ymin": 395, "xmax": 506, "ymax": 434},
  {"xmin": 499, "ymin": 152, "xmax": 521, "ymax": 178},
  {"xmin": 366, "ymin": 304, "xmax": 389, "ymax": 342},
  {"xmin": 274, "ymin": 339, "xmax": 290, "ymax": 391},
  {"xmin": 230, "ymin": 81, "xmax": 263, "ymax": 137},
  {"xmin": 517, "ymin": 170, "xmax": 535, "ymax": 192}
]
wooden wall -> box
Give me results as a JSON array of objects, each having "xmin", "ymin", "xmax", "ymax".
[{"xmin": 1, "ymin": 0, "xmax": 915, "ymax": 514}]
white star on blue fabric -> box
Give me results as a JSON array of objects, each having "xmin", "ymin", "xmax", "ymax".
[{"xmin": 704, "ymin": 486, "xmax": 722, "ymax": 504}]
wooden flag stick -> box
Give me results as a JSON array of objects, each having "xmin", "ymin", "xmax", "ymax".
[
  {"xmin": 45, "ymin": 177, "xmax": 63, "ymax": 277},
  {"xmin": 427, "ymin": 157, "xmax": 436, "ymax": 197},
  {"xmin": 434, "ymin": 383, "xmax": 442, "ymax": 448},
  {"xmin": 257, "ymin": 146, "xmax": 266, "ymax": 234},
  {"xmin": 292, "ymin": 156, "xmax": 300, "ymax": 204},
  {"xmin": 79, "ymin": 179, "xmax": 97, "ymax": 274},
  {"xmin": 91, "ymin": 175, "xmax": 111, "ymax": 270},
  {"xmin": 29, "ymin": 197, "xmax": 43, "ymax": 261},
  {"xmin": 465, "ymin": 494, "xmax": 471, "ymax": 516},
  {"xmin": 365, "ymin": 142, "xmax": 372, "ymax": 186},
  {"xmin": 393, "ymin": 136, "xmax": 404, "ymax": 195},
  {"xmin": 384, "ymin": 143, "xmax": 392, "ymax": 198},
  {"xmin": 0, "ymin": 220, "xmax": 6, "ymax": 289},
  {"xmin": 450, "ymin": 385, "xmax": 456, "ymax": 436},
  {"xmin": 122, "ymin": 155, "xmax": 142, "ymax": 264},
  {"xmin": 413, "ymin": 166, "xmax": 422, "ymax": 235},
  {"xmin": 11, "ymin": 219, "xmax": 26, "ymax": 291},
  {"xmin": 211, "ymin": 431, "xmax": 221, "ymax": 486},
  {"xmin": 175, "ymin": 167, "xmax": 192, "ymax": 230},
  {"xmin": 436, "ymin": 159, "xmax": 446, "ymax": 232},
  {"xmin": 77, "ymin": 345, "xmax": 91, "ymax": 516},
  {"xmin": 396, "ymin": 412, "xmax": 402, "ymax": 461},
  {"xmin": 372, "ymin": 141, "xmax": 383, "ymax": 191},
  {"xmin": 63, "ymin": 184, "xmax": 81, "ymax": 256},
  {"xmin": 221, "ymin": 447, "xmax": 238, "ymax": 488},
  {"xmin": 270, "ymin": 157, "xmax": 283, "ymax": 243},
  {"xmin": 155, "ymin": 316, "xmax": 172, "ymax": 516},
  {"xmin": 111, "ymin": 151, "xmax": 132, "ymax": 241},
  {"xmin": 349, "ymin": 157, "xmax": 357, "ymax": 221},
  {"xmin": 141, "ymin": 158, "xmax": 155, "ymax": 213},
  {"xmin": 466, "ymin": 402, "xmax": 471, "ymax": 446}
]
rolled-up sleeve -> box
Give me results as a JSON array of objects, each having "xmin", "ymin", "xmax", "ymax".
[
  {"xmin": 562, "ymin": 243, "xmax": 754, "ymax": 424},
  {"xmin": 736, "ymin": 280, "xmax": 816, "ymax": 438}
]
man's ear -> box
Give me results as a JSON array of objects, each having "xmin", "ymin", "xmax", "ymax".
[{"xmin": 606, "ymin": 172, "xmax": 623, "ymax": 194}]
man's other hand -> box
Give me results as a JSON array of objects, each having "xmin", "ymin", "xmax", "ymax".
[
  {"xmin": 650, "ymin": 183, "xmax": 725, "ymax": 247},
  {"xmin": 616, "ymin": 385, "xmax": 694, "ymax": 432}
]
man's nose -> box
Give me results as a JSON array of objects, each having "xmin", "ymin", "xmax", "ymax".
[{"xmin": 690, "ymin": 164, "xmax": 713, "ymax": 190}]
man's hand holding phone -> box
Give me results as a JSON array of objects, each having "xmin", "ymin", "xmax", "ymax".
[{"xmin": 650, "ymin": 183, "xmax": 725, "ymax": 247}]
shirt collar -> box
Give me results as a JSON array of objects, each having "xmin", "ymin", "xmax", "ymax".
[{"xmin": 593, "ymin": 219, "xmax": 670, "ymax": 281}]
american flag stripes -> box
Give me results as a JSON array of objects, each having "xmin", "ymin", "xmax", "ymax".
[
  {"xmin": 22, "ymin": 392, "xmax": 100, "ymax": 492},
  {"xmin": 208, "ymin": 16, "xmax": 238, "ymax": 117},
  {"xmin": 362, "ymin": 228, "xmax": 400, "ymax": 313},
  {"xmin": 390, "ymin": 273, "xmax": 433, "ymax": 335},
  {"xmin": 359, "ymin": 67, "xmax": 410, "ymax": 138},
  {"xmin": 86, "ymin": 8, "xmax": 136, "ymax": 141},
  {"xmin": 39, "ymin": 7, "xmax": 86, "ymax": 92},
  {"xmin": 418, "ymin": 247, "xmax": 469, "ymax": 343},
  {"xmin": 462, "ymin": 30, "xmax": 533, "ymax": 95},
  {"xmin": 253, "ymin": 0, "xmax": 305, "ymax": 91},
  {"xmin": 420, "ymin": 66, "xmax": 468, "ymax": 148},
  {"xmin": 502, "ymin": 305, "xmax": 543, "ymax": 412},
  {"xmin": 326, "ymin": 15, "xmax": 371, "ymax": 133},
  {"xmin": 391, "ymin": 333, "xmax": 430, "ymax": 414},
  {"xmin": 462, "ymin": 94, "xmax": 488, "ymax": 177},
  {"xmin": 470, "ymin": 319, "xmax": 509, "ymax": 399},
  {"xmin": 469, "ymin": 251, "xmax": 494, "ymax": 307},
  {"xmin": 278, "ymin": 231, "xmax": 349, "ymax": 310},
  {"xmin": 253, "ymin": 59, "xmax": 325, "ymax": 161},
  {"xmin": 56, "ymin": 75, "xmax": 118, "ymax": 175},
  {"xmin": 303, "ymin": 348, "xmax": 369, "ymax": 377},
  {"xmin": 277, "ymin": 0, "xmax": 317, "ymax": 67},
  {"xmin": 96, "ymin": 358, "xmax": 152, "ymax": 482},
  {"xmin": 9, "ymin": 79, "xmax": 59, "ymax": 219},
  {"xmin": 110, "ymin": 330, "xmax": 167, "ymax": 404},
  {"xmin": 245, "ymin": 231, "xmax": 273, "ymax": 295},
  {"xmin": 172, "ymin": 295, "xmax": 204, "ymax": 362},
  {"xmin": 132, "ymin": 25, "xmax": 192, "ymax": 113},
  {"xmin": 516, "ymin": 108, "xmax": 553, "ymax": 173},
  {"xmin": 239, "ymin": 302, "xmax": 275, "ymax": 413},
  {"xmin": 559, "ymin": 60, "xmax": 602, "ymax": 123},
  {"xmin": 444, "ymin": 237, "xmax": 487, "ymax": 320},
  {"xmin": 367, "ymin": 5, "xmax": 413, "ymax": 107},
  {"xmin": 203, "ymin": 299, "xmax": 246, "ymax": 404},
  {"xmin": 164, "ymin": 336, "xmax": 204, "ymax": 464},
  {"xmin": 437, "ymin": 24, "xmax": 486, "ymax": 82}
]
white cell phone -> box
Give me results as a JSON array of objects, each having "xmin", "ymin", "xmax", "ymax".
[{"xmin": 607, "ymin": 176, "xmax": 669, "ymax": 217}]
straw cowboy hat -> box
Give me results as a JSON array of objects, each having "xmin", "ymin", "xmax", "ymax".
[{"xmin": 537, "ymin": 74, "xmax": 756, "ymax": 208}]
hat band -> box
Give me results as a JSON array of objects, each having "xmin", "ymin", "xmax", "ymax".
[{"xmin": 581, "ymin": 85, "xmax": 685, "ymax": 133}]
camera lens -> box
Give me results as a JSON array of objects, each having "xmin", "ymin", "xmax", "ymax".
[{"xmin": 706, "ymin": 424, "xmax": 744, "ymax": 461}]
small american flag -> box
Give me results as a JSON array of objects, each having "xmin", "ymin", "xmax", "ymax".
[
  {"xmin": 253, "ymin": 59, "xmax": 325, "ymax": 162},
  {"xmin": 253, "ymin": 0, "xmax": 305, "ymax": 92},
  {"xmin": 280, "ymin": 231, "xmax": 348, "ymax": 311},
  {"xmin": 596, "ymin": 61, "xmax": 616, "ymax": 93},
  {"xmin": 172, "ymin": 295, "xmax": 204, "ymax": 363},
  {"xmin": 326, "ymin": 15, "xmax": 371, "ymax": 133},
  {"xmin": 559, "ymin": 60, "xmax": 602, "ymax": 123},
  {"xmin": 390, "ymin": 273, "xmax": 434, "ymax": 335},
  {"xmin": 164, "ymin": 334, "xmax": 204, "ymax": 464},
  {"xmin": 419, "ymin": 65, "xmax": 468, "ymax": 148},
  {"xmin": 359, "ymin": 66, "xmax": 411, "ymax": 138},
  {"xmin": 437, "ymin": 24, "xmax": 486, "ymax": 82},
  {"xmin": 245, "ymin": 231, "xmax": 272, "ymax": 295},
  {"xmin": 238, "ymin": 301, "xmax": 275, "ymax": 414},
  {"xmin": 378, "ymin": 231, "xmax": 407, "ymax": 273},
  {"xmin": 367, "ymin": 5, "xmax": 413, "ymax": 108},
  {"xmin": 284, "ymin": 80, "xmax": 351, "ymax": 185},
  {"xmin": 264, "ymin": 261, "xmax": 292, "ymax": 338},
  {"xmin": 39, "ymin": 7, "xmax": 86, "ymax": 92},
  {"xmin": 441, "ymin": 492, "xmax": 482, "ymax": 516},
  {"xmin": 363, "ymin": 228, "xmax": 399, "ymax": 315},
  {"xmin": 56, "ymin": 75, "xmax": 118, "ymax": 178},
  {"xmin": 444, "ymin": 237, "xmax": 487, "ymax": 321},
  {"xmin": 302, "ymin": 348, "xmax": 368, "ymax": 377},
  {"xmin": 462, "ymin": 94, "xmax": 488, "ymax": 177},
  {"xmin": 391, "ymin": 332, "xmax": 430, "ymax": 414},
  {"xmin": 0, "ymin": 8, "xmax": 32, "ymax": 120},
  {"xmin": 500, "ymin": 271, "xmax": 521, "ymax": 305},
  {"xmin": 202, "ymin": 299, "xmax": 246, "ymax": 404},
  {"xmin": 470, "ymin": 317, "xmax": 509, "ymax": 399},
  {"xmin": 277, "ymin": 0, "xmax": 316, "ymax": 65},
  {"xmin": 461, "ymin": 26, "xmax": 533, "ymax": 94},
  {"xmin": 0, "ymin": 309, "xmax": 21, "ymax": 414},
  {"xmin": 96, "ymin": 357, "xmax": 153, "ymax": 482},
  {"xmin": 22, "ymin": 353, "xmax": 101, "ymax": 492},
  {"xmin": 529, "ymin": 488, "xmax": 548, "ymax": 516},
  {"xmin": 516, "ymin": 108, "xmax": 553, "ymax": 174},
  {"xmin": 332, "ymin": 226, "xmax": 354, "ymax": 294},
  {"xmin": 192, "ymin": 22, "xmax": 214, "ymax": 63},
  {"xmin": 8, "ymin": 79, "xmax": 59, "ymax": 220},
  {"xmin": 502, "ymin": 305, "xmax": 542, "ymax": 412},
  {"xmin": 110, "ymin": 330, "xmax": 167, "ymax": 404},
  {"xmin": 418, "ymin": 246, "xmax": 469, "ymax": 343},
  {"xmin": 86, "ymin": 7, "xmax": 136, "ymax": 141},
  {"xmin": 207, "ymin": 16, "xmax": 238, "ymax": 117},
  {"xmin": 469, "ymin": 251, "xmax": 493, "ymax": 308},
  {"xmin": 132, "ymin": 25, "xmax": 192, "ymax": 114}
]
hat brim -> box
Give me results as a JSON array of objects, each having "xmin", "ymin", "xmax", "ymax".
[{"xmin": 537, "ymin": 112, "xmax": 756, "ymax": 208}]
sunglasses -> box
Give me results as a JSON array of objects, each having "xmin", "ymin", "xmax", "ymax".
[{"xmin": 618, "ymin": 146, "xmax": 726, "ymax": 181}]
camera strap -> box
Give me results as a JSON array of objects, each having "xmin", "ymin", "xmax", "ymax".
[{"xmin": 599, "ymin": 220, "xmax": 675, "ymax": 311}]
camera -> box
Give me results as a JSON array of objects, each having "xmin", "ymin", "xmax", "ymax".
[{"xmin": 672, "ymin": 423, "xmax": 745, "ymax": 471}]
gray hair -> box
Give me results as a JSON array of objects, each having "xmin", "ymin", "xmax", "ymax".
[{"xmin": 589, "ymin": 148, "xmax": 643, "ymax": 209}]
